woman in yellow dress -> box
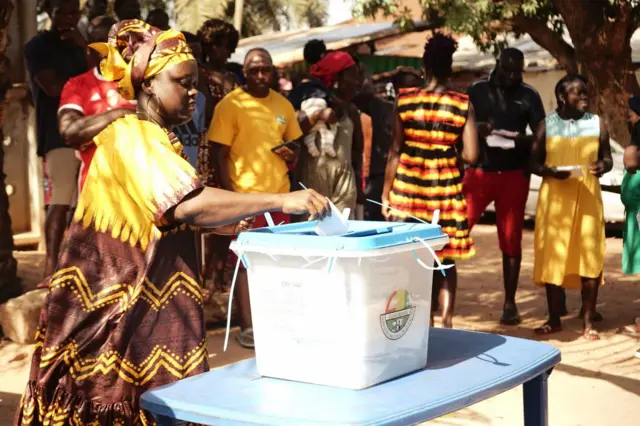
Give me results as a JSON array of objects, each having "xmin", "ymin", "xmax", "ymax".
[{"xmin": 530, "ymin": 75, "xmax": 612, "ymax": 340}]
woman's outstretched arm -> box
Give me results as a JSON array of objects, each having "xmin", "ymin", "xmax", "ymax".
[{"xmin": 169, "ymin": 187, "xmax": 330, "ymax": 228}]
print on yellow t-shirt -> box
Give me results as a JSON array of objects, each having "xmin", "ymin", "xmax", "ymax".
[{"xmin": 208, "ymin": 87, "xmax": 303, "ymax": 194}]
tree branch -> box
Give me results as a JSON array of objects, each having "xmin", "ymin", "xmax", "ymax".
[
  {"xmin": 553, "ymin": 0, "xmax": 633, "ymax": 57},
  {"xmin": 511, "ymin": 14, "xmax": 578, "ymax": 73}
]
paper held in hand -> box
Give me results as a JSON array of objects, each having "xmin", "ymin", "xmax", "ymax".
[
  {"xmin": 486, "ymin": 134, "xmax": 515, "ymax": 149},
  {"xmin": 492, "ymin": 129, "xmax": 519, "ymax": 138},
  {"xmin": 314, "ymin": 199, "xmax": 349, "ymax": 236},
  {"xmin": 555, "ymin": 165, "xmax": 584, "ymax": 178}
]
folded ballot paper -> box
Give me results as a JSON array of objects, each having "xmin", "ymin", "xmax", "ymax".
[
  {"xmin": 555, "ymin": 165, "xmax": 584, "ymax": 178},
  {"xmin": 486, "ymin": 134, "xmax": 516, "ymax": 149},
  {"xmin": 315, "ymin": 199, "xmax": 349, "ymax": 236}
]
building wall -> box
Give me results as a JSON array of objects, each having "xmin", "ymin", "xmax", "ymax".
[
  {"xmin": 522, "ymin": 70, "xmax": 565, "ymax": 114},
  {"xmin": 4, "ymin": 88, "xmax": 32, "ymax": 234},
  {"xmin": 5, "ymin": 0, "xmax": 43, "ymax": 243}
]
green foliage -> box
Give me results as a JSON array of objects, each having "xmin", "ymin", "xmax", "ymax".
[
  {"xmin": 46, "ymin": 0, "xmax": 327, "ymax": 36},
  {"xmin": 354, "ymin": 0, "xmax": 561, "ymax": 55},
  {"xmin": 354, "ymin": 0, "xmax": 640, "ymax": 56},
  {"xmin": 174, "ymin": 0, "xmax": 223, "ymax": 34},
  {"xmin": 173, "ymin": 0, "xmax": 327, "ymax": 36}
]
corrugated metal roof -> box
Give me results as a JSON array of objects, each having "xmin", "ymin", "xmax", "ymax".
[
  {"xmin": 233, "ymin": 20, "xmax": 640, "ymax": 72},
  {"xmin": 229, "ymin": 20, "xmax": 431, "ymax": 65},
  {"xmin": 378, "ymin": 29, "xmax": 640, "ymax": 72}
]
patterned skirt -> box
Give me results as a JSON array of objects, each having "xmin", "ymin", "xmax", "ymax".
[
  {"xmin": 389, "ymin": 141, "xmax": 475, "ymax": 261},
  {"xmin": 14, "ymin": 224, "xmax": 209, "ymax": 425}
]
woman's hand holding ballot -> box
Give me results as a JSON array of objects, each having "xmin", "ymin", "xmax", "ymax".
[{"xmin": 281, "ymin": 189, "xmax": 331, "ymax": 219}]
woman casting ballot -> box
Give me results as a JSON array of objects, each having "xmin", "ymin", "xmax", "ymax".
[{"xmin": 15, "ymin": 20, "xmax": 329, "ymax": 425}]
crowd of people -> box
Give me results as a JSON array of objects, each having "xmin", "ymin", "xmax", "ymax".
[{"xmin": 17, "ymin": 0, "xmax": 640, "ymax": 423}]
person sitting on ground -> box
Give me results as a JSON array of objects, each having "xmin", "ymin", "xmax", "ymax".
[{"xmin": 14, "ymin": 20, "xmax": 329, "ymax": 425}]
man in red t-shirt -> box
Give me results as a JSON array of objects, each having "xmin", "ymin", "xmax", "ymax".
[{"xmin": 58, "ymin": 16, "xmax": 136, "ymax": 192}]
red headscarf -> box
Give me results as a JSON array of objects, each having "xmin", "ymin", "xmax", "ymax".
[{"xmin": 310, "ymin": 51, "xmax": 356, "ymax": 89}]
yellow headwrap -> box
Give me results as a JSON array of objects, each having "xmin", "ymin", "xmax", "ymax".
[{"xmin": 90, "ymin": 19, "xmax": 194, "ymax": 100}]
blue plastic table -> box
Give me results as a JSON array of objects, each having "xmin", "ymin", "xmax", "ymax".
[{"xmin": 141, "ymin": 328, "xmax": 561, "ymax": 426}]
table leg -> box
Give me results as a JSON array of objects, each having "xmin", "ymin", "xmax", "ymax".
[{"xmin": 523, "ymin": 370, "xmax": 551, "ymax": 426}]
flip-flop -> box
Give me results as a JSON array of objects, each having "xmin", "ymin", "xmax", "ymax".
[
  {"xmin": 500, "ymin": 307, "xmax": 521, "ymax": 326},
  {"xmin": 621, "ymin": 318, "xmax": 640, "ymax": 335},
  {"xmin": 236, "ymin": 327, "xmax": 255, "ymax": 349},
  {"xmin": 534, "ymin": 322, "xmax": 562, "ymax": 336},
  {"xmin": 583, "ymin": 328, "xmax": 600, "ymax": 341}
]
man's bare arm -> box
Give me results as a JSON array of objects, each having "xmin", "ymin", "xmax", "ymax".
[
  {"xmin": 58, "ymin": 108, "xmax": 135, "ymax": 149},
  {"xmin": 211, "ymin": 142, "xmax": 234, "ymax": 191}
]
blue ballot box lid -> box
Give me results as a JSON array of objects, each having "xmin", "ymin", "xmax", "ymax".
[{"xmin": 233, "ymin": 220, "xmax": 446, "ymax": 252}]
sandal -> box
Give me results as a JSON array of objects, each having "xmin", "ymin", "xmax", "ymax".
[
  {"xmin": 621, "ymin": 318, "xmax": 640, "ymax": 335},
  {"xmin": 500, "ymin": 307, "xmax": 522, "ymax": 326},
  {"xmin": 534, "ymin": 322, "xmax": 562, "ymax": 336},
  {"xmin": 236, "ymin": 327, "xmax": 255, "ymax": 349},
  {"xmin": 583, "ymin": 328, "xmax": 600, "ymax": 341}
]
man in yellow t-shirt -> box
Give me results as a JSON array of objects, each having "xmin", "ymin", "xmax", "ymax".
[
  {"xmin": 208, "ymin": 48, "xmax": 302, "ymax": 349},
  {"xmin": 209, "ymin": 50, "xmax": 302, "ymax": 195}
]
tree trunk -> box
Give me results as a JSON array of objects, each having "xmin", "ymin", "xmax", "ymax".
[
  {"xmin": 579, "ymin": 53, "xmax": 639, "ymax": 146},
  {"xmin": 554, "ymin": 0, "xmax": 639, "ymax": 145},
  {"xmin": 515, "ymin": 1, "xmax": 640, "ymax": 146},
  {"xmin": 0, "ymin": 0, "xmax": 21, "ymax": 305}
]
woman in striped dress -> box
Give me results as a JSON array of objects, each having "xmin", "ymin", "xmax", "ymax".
[{"xmin": 382, "ymin": 34, "xmax": 478, "ymax": 328}]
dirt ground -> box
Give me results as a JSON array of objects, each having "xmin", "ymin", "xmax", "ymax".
[{"xmin": 1, "ymin": 223, "xmax": 639, "ymax": 425}]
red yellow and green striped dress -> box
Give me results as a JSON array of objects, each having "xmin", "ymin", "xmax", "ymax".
[{"xmin": 389, "ymin": 87, "xmax": 475, "ymax": 260}]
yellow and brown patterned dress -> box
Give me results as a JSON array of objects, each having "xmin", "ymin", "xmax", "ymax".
[
  {"xmin": 389, "ymin": 87, "xmax": 475, "ymax": 260},
  {"xmin": 15, "ymin": 115, "xmax": 208, "ymax": 425}
]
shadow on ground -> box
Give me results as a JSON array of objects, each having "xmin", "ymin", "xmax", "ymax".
[
  {"xmin": 556, "ymin": 363, "xmax": 640, "ymax": 397},
  {"xmin": 0, "ymin": 391, "xmax": 20, "ymax": 424}
]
